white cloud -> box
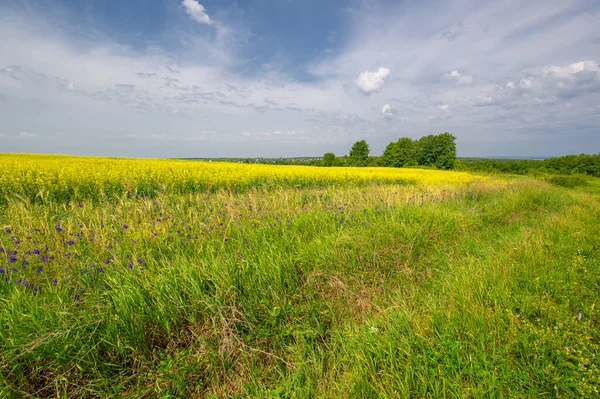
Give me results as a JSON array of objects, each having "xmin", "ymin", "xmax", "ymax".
[
  {"xmin": 19, "ymin": 132, "xmax": 37, "ymax": 139},
  {"xmin": 355, "ymin": 67, "xmax": 390, "ymax": 94},
  {"xmin": 381, "ymin": 103, "xmax": 397, "ymax": 118},
  {"xmin": 519, "ymin": 79, "xmax": 532, "ymax": 89},
  {"xmin": 543, "ymin": 60, "xmax": 599, "ymax": 78},
  {"xmin": 182, "ymin": 0, "xmax": 213, "ymax": 25},
  {"xmin": 476, "ymin": 95, "xmax": 494, "ymax": 105},
  {"xmin": 506, "ymin": 81, "xmax": 516, "ymax": 89},
  {"xmin": 444, "ymin": 70, "xmax": 473, "ymax": 84},
  {"xmin": 437, "ymin": 103, "xmax": 449, "ymax": 112}
]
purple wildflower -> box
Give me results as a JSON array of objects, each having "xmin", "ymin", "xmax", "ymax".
[
  {"xmin": 41, "ymin": 256, "xmax": 48, "ymax": 262},
  {"xmin": 103, "ymin": 260, "xmax": 110, "ymax": 265},
  {"xmin": 97, "ymin": 267, "xmax": 105, "ymax": 273},
  {"xmin": 52, "ymin": 278, "xmax": 57, "ymax": 286},
  {"xmin": 33, "ymin": 249, "xmax": 40, "ymax": 255},
  {"xmin": 67, "ymin": 240, "xmax": 74, "ymax": 246},
  {"xmin": 9, "ymin": 256, "xmax": 17, "ymax": 263},
  {"xmin": 5, "ymin": 228, "xmax": 11, "ymax": 234},
  {"xmin": 123, "ymin": 224, "xmax": 129, "ymax": 230},
  {"xmin": 55, "ymin": 225, "xmax": 63, "ymax": 233},
  {"xmin": 36, "ymin": 266, "xmax": 42, "ymax": 273}
]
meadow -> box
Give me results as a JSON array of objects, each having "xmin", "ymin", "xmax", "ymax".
[{"xmin": 0, "ymin": 154, "xmax": 599, "ymax": 398}]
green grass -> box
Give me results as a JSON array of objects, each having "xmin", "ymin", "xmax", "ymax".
[{"xmin": 1, "ymin": 180, "xmax": 599, "ymax": 398}]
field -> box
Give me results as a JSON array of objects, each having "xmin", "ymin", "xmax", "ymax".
[{"xmin": 1, "ymin": 154, "xmax": 599, "ymax": 398}]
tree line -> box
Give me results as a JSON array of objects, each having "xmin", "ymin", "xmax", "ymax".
[
  {"xmin": 320, "ymin": 132, "xmax": 457, "ymax": 169},
  {"xmin": 456, "ymin": 154, "xmax": 600, "ymax": 177}
]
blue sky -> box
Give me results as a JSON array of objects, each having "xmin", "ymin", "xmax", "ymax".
[{"xmin": 1, "ymin": 0, "xmax": 599, "ymax": 157}]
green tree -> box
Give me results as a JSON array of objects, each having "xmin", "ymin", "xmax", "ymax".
[
  {"xmin": 413, "ymin": 134, "xmax": 437, "ymax": 166},
  {"xmin": 322, "ymin": 152, "xmax": 336, "ymax": 167},
  {"xmin": 349, "ymin": 140, "xmax": 370, "ymax": 166},
  {"xmin": 382, "ymin": 137, "xmax": 414, "ymax": 167},
  {"xmin": 434, "ymin": 132, "xmax": 457, "ymax": 169}
]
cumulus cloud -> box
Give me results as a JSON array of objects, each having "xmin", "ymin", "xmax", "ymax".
[
  {"xmin": 541, "ymin": 60, "xmax": 600, "ymax": 99},
  {"xmin": 519, "ymin": 79, "xmax": 532, "ymax": 89},
  {"xmin": 543, "ymin": 60, "xmax": 599, "ymax": 78},
  {"xmin": 182, "ymin": 0, "xmax": 212, "ymax": 25},
  {"xmin": 476, "ymin": 94, "xmax": 494, "ymax": 106},
  {"xmin": 444, "ymin": 70, "xmax": 473, "ymax": 84},
  {"xmin": 355, "ymin": 67, "xmax": 390, "ymax": 95},
  {"xmin": 381, "ymin": 103, "xmax": 397, "ymax": 118},
  {"xmin": 437, "ymin": 103, "xmax": 449, "ymax": 112}
]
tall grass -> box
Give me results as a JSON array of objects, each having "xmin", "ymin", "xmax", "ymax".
[{"xmin": 0, "ymin": 171, "xmax": 598, "ymax": 397}]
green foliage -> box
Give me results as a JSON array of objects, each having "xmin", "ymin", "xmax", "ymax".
[
  {"xmin": 382, "ymin": 137, "xmax": 414, "ymax": 167},
  {"xmin": 349, "ymin": 140, "xmax": 370, "ymax": 166},
  {"xmin": 322, "ymin": 152, "xmax": 336, "ymax": 167},
  {"xmin": 547, "ymin": 175, "xmax": 587, "ymax": 188},
  {"xmin": 413, "ymin": 134, "xmax": 438, "ymax": 166},
  {"xmin": 383, "ymin": 133, "xmax": 456, "ymax": 169},
  {"xmin": 434, "ymin": 132, "xmax": 457, "ymax": 170},
  {"xmin": 456, "ymin": 153, "xmax": 600, "ymax": 177}
]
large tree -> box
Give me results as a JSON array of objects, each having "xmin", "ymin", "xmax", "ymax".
[
  {"xmin": 382, "ymin": 137, "xmax": 414, "ymax": 167},
  {"xmin": 322, "ymin": 152, "xmax": 336, "ymax": 166},
  {"xmin": 349, "ymin": 140, "xmax": 370, "ymax": 165},
  {"xmin": 412, "ymin": 134, "xmax": 436, "ymax": 166},
  {"xmin": 412, "ymin": 133, "xmax": 456, "ymax": 169},
  {"xmin": 434, "ymin": 132, "xmax": 457, "ymax": 169}
]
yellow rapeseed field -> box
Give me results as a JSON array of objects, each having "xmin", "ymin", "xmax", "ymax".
[{"xmin": 0, "ymin": 153, "xmax": 486, "ymax": 203}]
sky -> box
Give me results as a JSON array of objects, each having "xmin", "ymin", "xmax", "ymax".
[{"xmin": 1, "ymin": 0, "xmax": 599, "ymax": 158}]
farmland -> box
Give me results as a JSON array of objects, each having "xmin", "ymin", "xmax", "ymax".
[{"xmin": 1, "ymin": 154, "xmax": 599, "ymax": 398}]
